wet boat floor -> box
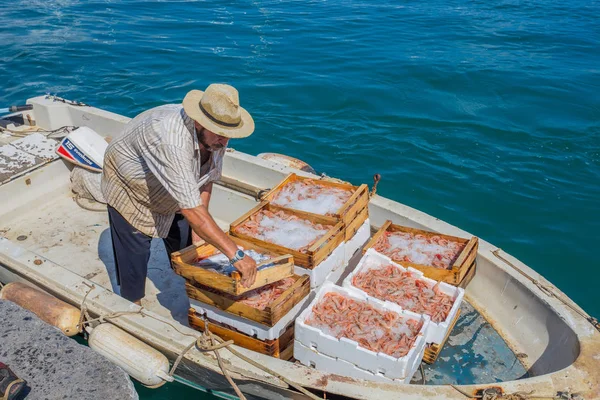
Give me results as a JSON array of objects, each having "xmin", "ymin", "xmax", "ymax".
[{"xmin": 412, "ymin": 301, "xmax": 529, "ymax": 385}]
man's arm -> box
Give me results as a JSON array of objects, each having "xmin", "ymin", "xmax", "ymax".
[
  {"xmin": 191, "ymin": 182, "xmax": 213, "ymax": 244},
  {"xmin": 181, "ymin": 203, "xmax": 257, "ymax": 287}
]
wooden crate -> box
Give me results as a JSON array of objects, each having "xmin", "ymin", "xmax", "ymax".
[
  {"xmin": 423, "ymin": 309, "xmax": 461, "ymax": 364},
  {"xmin": 262, "ymin": 173, "xmax": 370, "ymax": 241},
  {"xmin": 171, "ymin": 235, "xmax": 294, "ymax": 296},
  {"xmin": 229, "ymin": 201, "xmax": 345, "ymax": 269},
  {"xmin": 188, "ymin": 308, "xmax": 295, "ymax": 360},
  {"xmin": 363, "ymin": 221, "xmax": 479, "ymax": 286},
  {"xmin": 185, "ymin": 274, "xmax": 310, "ymax": 327},
  {"xmin": 458, "ymin": 260, "xmax": 477, "ymax": 289}
]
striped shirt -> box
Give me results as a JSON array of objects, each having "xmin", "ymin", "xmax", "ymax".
[{"xmin": 101, "ymin": 104, "xmax": 225, "ymax": 238}]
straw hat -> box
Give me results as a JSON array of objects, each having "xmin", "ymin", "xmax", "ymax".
[{"xmin": 183, "ymin": 84, "xmax": 254, "ymax": 138}]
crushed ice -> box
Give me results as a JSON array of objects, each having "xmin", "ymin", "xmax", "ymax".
[
  {"xmin": 252, "ymin": 215, "xmax": 328, "ymax": 250},
  {"xmin": 271, "ymin": 180, "xmax": 352, "ymax": 216}
]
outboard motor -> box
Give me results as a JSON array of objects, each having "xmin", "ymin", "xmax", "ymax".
[
  {"xmin": 56, "ymin": 126, "xmax": 108, "ymax": 172},
  {"xmin": 56, "ymin": 126, "xmax": 108, "ymax": 207}
]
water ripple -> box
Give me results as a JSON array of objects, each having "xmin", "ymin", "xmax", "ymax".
[{"xmin": 0, "ymin": 0, "xmax": 598, "ymax": 320}]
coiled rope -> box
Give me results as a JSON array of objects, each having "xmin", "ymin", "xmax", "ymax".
[
  {"xmin": 0, "ymin": 125, "xmax": 76, "ymax": 139},
  {"xmin": 74, "ymin": 194, "xmax": 107, "ymax": 212},
  {"xmin": 45, "ymin": 94, "xmax": 90, "ymax": 107},
  {"xmin": 77, "ymin": 284, "xmax": 321, "ymax": 400}
]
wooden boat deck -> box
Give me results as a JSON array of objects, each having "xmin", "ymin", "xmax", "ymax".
[{"xmin": 0, "ymin": 172, "xmax": 528, "ymax": 385}]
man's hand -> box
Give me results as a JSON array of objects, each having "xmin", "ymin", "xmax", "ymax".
[
  {"xmin": 181, "ymin": 203, "xmax": 258, "ymax": 288},
  {"xmin": 233, "ymin": 256, "xmax": 258, "ymax": 288}
]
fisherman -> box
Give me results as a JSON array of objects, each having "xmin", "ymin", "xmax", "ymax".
[{"xmin": 101, "ymin": 84, "xmax": 258, "ymax": 305}]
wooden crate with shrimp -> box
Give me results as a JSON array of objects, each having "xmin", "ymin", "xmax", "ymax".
[
  {"xmin": 170, "ymin": 235, "xmax": 294, "ymax": 296},
  {"xmin": 229, "ymin": 201, "xmax": 346, "ymax": 270},
  {"xmin": 185, "ymin": 274, "xmax": 310, "ymax": 326},
  {"xmin": 188, "ymin": 308, "xmax": 296, "ymax": 360},
  {"xmin": 261, "ymin": 173, "xmax": 370, "ymax": 241},
  {"xmin": 363, "ymin": 221, "xmax": 479, "ymax": 287}
]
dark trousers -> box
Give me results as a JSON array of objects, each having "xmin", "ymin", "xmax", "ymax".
[{"xmin": 107, "ymin": 205, "xmax": 192, "ymax": 302}]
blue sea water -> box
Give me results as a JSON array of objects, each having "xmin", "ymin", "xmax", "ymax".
[{"xmin": 1, "ymin": 0, "xmax": 599, "ymax": 397}]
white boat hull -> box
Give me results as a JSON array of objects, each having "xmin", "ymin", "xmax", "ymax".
[{"xmin": 0, "ymin": 96, "xmax": 597, "ymax": 399}]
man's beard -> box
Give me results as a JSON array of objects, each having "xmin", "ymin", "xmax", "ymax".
[{"xmin": 198, "ymin": 130, "xmax": 225, "ymax": 152}]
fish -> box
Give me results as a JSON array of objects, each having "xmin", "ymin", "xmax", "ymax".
[{"xmin": 193, "ymin": 248, "xmax": 272, "ymax": 276}]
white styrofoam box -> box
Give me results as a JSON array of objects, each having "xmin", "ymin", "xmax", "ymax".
[
  {"xmin": 294, "ymin": 241, "xmax": 345, "ymax": 289},
  {"xmin": 294, "ymin": 341, "xmax": 424, "ymax": 384},
  {"xmin": 344, "ymin": 218, "xmax": 371, "ymax": 261},
  {"xmin": 295, "ymin": 341, "xmax": 401, "ymax": 384},
  {"xmin": 342, "ymin": 249, "xmax": 465, "ymax": 344},
  {"xmin": 324, "ymin": 255, "xmax": 349, "ymax": 286},
  {"xmin": 190, "ymin": 291, "xmax": 314, "ymax": 341},
  {"xmin": 295, "ymin": 282, "xmax": 429, "ymax": 380},
  {"xmin": 327, "ymin": 243, "xmax": 365, "ymax": 286}
]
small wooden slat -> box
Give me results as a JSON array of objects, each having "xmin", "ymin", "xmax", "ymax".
[
  {"xmin": 229, "ymin": 202, "xmax": 344, "ymax": 269},
  {"xmin": 363, "ymin": 220, "xmax": 479, "ymax": 287},
  {"xmin": 312, "ymin": 222, "xmax": 345, "ymax": 264},
  {"xmin": 308, "ymin": 221, "xmax": 344, "ymax": 253},
  {"xmin": 344, "ymin": 205, "xmax": 369, "ymax": 241},
  {"xmin": 453, "ymin": 238, "xmax": 479, "ymax": 284},
  {"xmin": 458, "ymin": 261, "xmax": 477, "ymax": 289},
  {"xmin": 188, "ymin": 309, "xmax": 295, "ymax": 359},
  {"xmin": 185, "ymin": 275, "xmax": 310, "ymax": 326},
  {"xmin": 171, "ymin": 235, "xmax": 294, "ymax": 296},
  {"xmin": 340, "ymin": 184, "xmax": 370, "ymax": 229},
  {"xmin": 452, "ymin": 236, "xmax": 479, "ymax": 271},
  {"xmin": 279, "ymin": 341, "xmax": 295, "ymax": 361},
  {"xmin": 423, "ymin": 309, "xmax": 461, "ymax": 364}
]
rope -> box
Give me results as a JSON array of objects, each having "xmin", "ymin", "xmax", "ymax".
[
  {"xmin": 76, "ymin": 285, "xmax": 321, "ymax": 399},
  {"xmin": 449, "ymin": 384, "xmax": 579, "ymax": 399},
  {"xmin": 418, "ymin": 363, "xmax": 426, "ymax": 385},
  {"xmin": 45, "ymin": 94, "xmax": 90, "ymax": 107},
  {"xmin": 74, "ymin": 195, "xmax": 107, "ymax": 212},
  {"xmin": 208, "ymin": 330, "xmax": 247, "ymax": 400},
  {"xmin": 370, "ymin": 174, "xmax": 381, "ymax": 198},
  {"xmin": 492, "ymin": 249, "xmax": 600, "ymax": 332},
  {"xmin": 256, "ymin": 188, "xmax": 271, "ymax": 201},
  {"xmin": 0, "ymin": 125, "xmax": 76, "ymax": 139},
  {"xmin": 208, "ymin": 330, "xmax": 322, "ymax": 400}
]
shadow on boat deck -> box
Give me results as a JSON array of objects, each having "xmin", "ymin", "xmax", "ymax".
[{"xmin": 97, "ymin": 227, "xmax": 192, "ymax": 325}]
